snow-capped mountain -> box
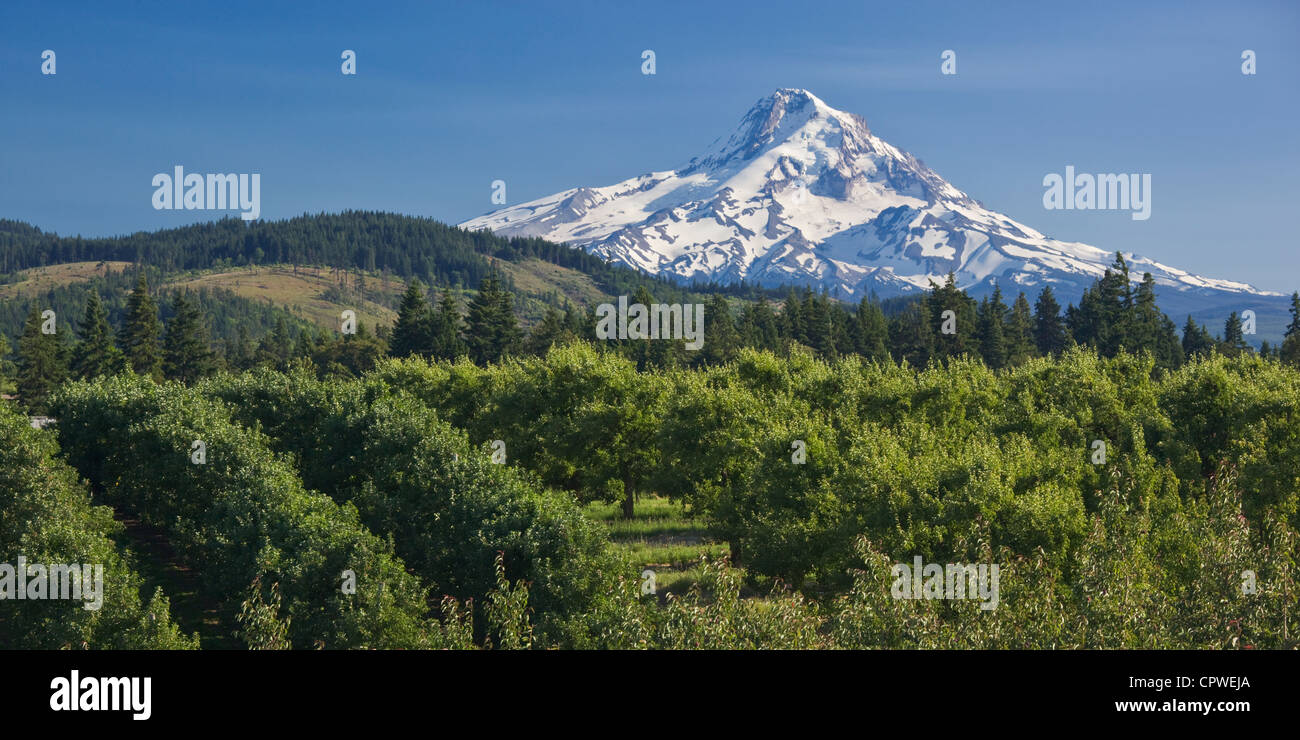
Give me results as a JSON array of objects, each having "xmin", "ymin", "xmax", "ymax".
[{"xmin": 460, "ymin": 88, "xmax": 1277, "ymax": 308}]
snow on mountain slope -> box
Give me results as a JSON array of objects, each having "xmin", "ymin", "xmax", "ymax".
[{"xmin": 460, "ymin": 88, "xmax": 1276, "ymax": 303}]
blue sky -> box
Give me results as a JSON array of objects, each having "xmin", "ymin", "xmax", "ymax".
[{"xmin": 2, "ymin": 0, "xmax": 1297, "ymax": 291}]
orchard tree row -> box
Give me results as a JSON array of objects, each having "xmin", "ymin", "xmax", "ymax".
[{"xmin": 3, "ymin": 343, "xmax": 1295, "ymax": 647}]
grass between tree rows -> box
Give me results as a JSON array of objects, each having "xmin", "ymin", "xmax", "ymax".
[{"xmin": 582, "ymin": 494, "xmax": 730, "ymax": 594}]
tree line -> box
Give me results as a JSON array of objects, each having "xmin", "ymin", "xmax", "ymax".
[
  {"xmin": 9, "ymin": 250, "xmax": 1300, "ymax": 414},
  {"xmin": 385, "ymin": 251, "xmax": 1300, "ymax": 374}
]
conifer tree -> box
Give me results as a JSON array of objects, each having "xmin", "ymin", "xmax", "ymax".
[
  {"xmin": 16, "ymin": 307, "xmax": 66, "ymax": 413},
  {"xmin": 390, "ymin": 280, "xmax": 433, "ymax": 358},
  {"xmin": 1220, "ymin": 312, "xmax": 1250, "ymax": 357},
  {"xmin": 740, "ymin": 298, "xmax": 782, "ymax": 353},
  {"xmin": 928, "ymin": 272, "xmax": 977, "ymax": 360},
  {"xmin": 71, "ymin": 291, "xmax": 122, "ymax": 379},
  {"xmin": 465, "ymin": 271, "xmax": 521, "ymax": 364},
  {"xmin": 700, "ymin": 294, "xmax": 740, "ymax": 366},
  {"xmin": 1033, "ymin": 285, "xmax": 1069, "ymax": 356},
  {"xmin": 976, "ymin": 287, "xmax": 1007, "ymax": 369},
  {"xmin": 118, "ymin": 275, "xmax": 163, "ymax": 378},
  {"xmin": 1130, "ymin": 273, "xmax": 1184, "ymax": 369},
  {"xmin": 890, "ymin": 300, "xmax": 933, "ymax": 367},
  {"xmin": 255, "ymin": 318, "xmax": 293, "ymax": 370},
  {"xmin": 430, "ymin": 291, "xmax": 467, "ymax": 360},
  {"xmin": 855, "ymin": 297, "xmax": 890, "ymax": 362},
  {"xmin": 801, "ymin": 291, "xmax": 833, "ymax": 356},
  {"xmin": 527, "ymin": 305, "xmax": 569, "ymax": 357},
  {"xmin": 162, "ymin": 292, "xmax": 216, "ymax": 384},
  {"xmin": 1181, "ymin": 315, "xmax": 1216, "ymax": 358},
  {"xmin": 1281, "ymin": 292, "xmax": 1300, "ymax": 368},
  {"xmin": 1006, "ymin": 292, "xmax": 1037, "ymax": 367},
  {"xmin": 781, "ymin": 289, "xmax": 807, "ymax": 347}
]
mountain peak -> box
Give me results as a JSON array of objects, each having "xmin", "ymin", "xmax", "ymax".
[
  {"xmin": 460, "ymin": 89, "xmax": 1272, "ymax": 309},
  {"xmin": 690, "ymin": 88, "xmax": 869, "ymax": 173}
]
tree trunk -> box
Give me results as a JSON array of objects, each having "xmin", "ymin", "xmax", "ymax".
[{"xmin": 622, "ymin": 477, "xmax": 635, "ymax": 519}]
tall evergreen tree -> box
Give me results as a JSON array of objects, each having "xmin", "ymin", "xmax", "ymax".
[
  {"xmin": 1006, "ymin": 292, "xmax": 1037, "ymax": 367},
  {"xmin": 1281, "ymin": 292, "xmax": 1300, "ymax": 368},
  {"xmin": 1220, "ymin": 312, "xmax": 1250, "ymax": 357},
  {"xmin": 1033, "ymin": 285, "xmax": 1069, "ymax": 356},
  {"xmin": 390, "ymin": 280, "xmax": 434, "ymax": 358},
  {"xmin": 526, "ymin": 305, "xmax": 569, "ymax": 357},
  {"xmin": 976, "ymin": 288, "xmax": 1007, "ymax": 369},
  {"xmin": 927, "ymin": 272, "xmax": 977, "ymax": 361},
  {"xmin": 740, "ymin": 297, "xmax": 782, "ymax": 353},
  {"xmin": 464, "ymin": 271, "xmax": 521, "ymax": 364},
  {"xmin": 855, "ymin": 297, "xmax": 890, "ymax": 362},
  {"xmin": 1130, "ymin": 273, "xmax": 1184, "ymax": 369},
  {"xmin": 1181, "ymin": 316, "xmax": 1216, "ymax": 358},
  {"xmin": 781, "ymin": 289, "xmax": 807, "ymax": 347},
  {"xmin": 255, "ymin": 318, "xmax": 293, "ymax": 370},
  {"xmin": 801, "ymin": 291, "xmax": 833, "ymax": 356},
  {"xmin": 226, "ymin": 325, "xmax": 255, "ymax": 371},
  {"xmin": 162, "ymin": 292, "xmax": 216, "ymax": 384},
  {"xmin": 890, "ymin": 300, "xmax": 933, "ymax": 367},
  {"xmin": 118, "ymin": 275, "xmax": 163, "ymax": 378},
  {"xmin": 700, "ymin": 294, "xmax": 740, "ymax": 366},
  {"xmin": 16, "ymin": 307, "xmax": 66, "ymax": 413},
  {"xmin": 430, "ymin": 291, "xmax": 467, "ymax": 360},
  {"xmin": 71, "ymin": 291, "xmax": 122, "ymax": 379}
]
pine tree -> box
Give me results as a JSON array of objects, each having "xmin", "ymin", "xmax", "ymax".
[
  {"xmin": 526, "ymin": 305, "xmax": 569, "ymax": 356},
  {"xmin": 701, "ymin": 294, "xmax": 740, "ymax": 366},
  {"xmin": 71, "ymin": 291, "xmax": 122, "ymax": 379},
  {"xmin": 928, "ymin": 272, "xmax": 977, "ymax": 361},
  {"xmin": 801, "ymin": 291, "xmax": 832, "ymax": 356},
  {"xmin": 976, "ymin": 288, "xmax": 1007, "ymax": 369},
  {"xmin": 781, "ymin": 289, "xmax": 807, "ymax": 347},
  {"xmin": 390, "ymin": 280, "xmax": 433, "ymax": 358},
  {"xmin": 465, "ymin": 271, "xmax": 521, "ymax": 364},
  {"xmin": 293, "ymin": 329, "xmax": 317, "ymax": 363},
  {"xmin": 1131, "ymin": 273, "xmax": 1184, "ymax": 369},
  {"xmin": 1006, "ymin": 292, "xmax": 1036, "ymax": 367},
  {"xmin": 1281, "ymin": 292, "xmax": 1300, "ymax": 368},
  {"xmin": 740, "ymin": 298, "xmax": 781, "ymax": 353},
  {"xmin": 1181, "ymin": 315, "xmax": 1216, "ymax": 358},
  {"xmin": 163, "ymin": 292, "xmax": 216, "ymax": 384},
  {"xmin": 430, "ymin": 291, "xmax": 467, "ymax": 360},
  {"xmin": 118, "ymin": 275, "xmax": 163, "ymax": 378},
  {"xmin": 255, "ymin": 318, "xmax": 293, "ymax": 370},
  {"xmin": 855, "ymin": 297, "xmax": 890, "ymax": 362},
  {"xmin": 564, "ymin": 302, "xmax": 590, "ymax": 342},
  {"xmin": 16, "ymin": 307, "xmax": 66, "ymax": 413},
  {"xmin": 227, "ymin": 326, "xmax": 255, "ymax": 371},
  {"xmin": 1098, "ymin": 252, "xmax": 1134, "ymax": 355},
  {"xmin": 1221, "ymin": 312, "xmax": 1250, "ymax": 357},
  {"xmin": 1033, "ymin": 285, "xmax": 1069, "ymax": 356},
  {"xmin": 890, "ymin": 300, "xmax": 933, "ymax": 367}
]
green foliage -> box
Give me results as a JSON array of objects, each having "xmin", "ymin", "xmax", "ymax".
[
  {"xmin": 198, "ymin": 365, "xmax": 636, "ymax": 648},
  {"xmin": 51, "ymin": 375, "xmax": 443, "ymax": 649},
  {"xmin": 16, "ymin": 306, "xmax": 66, "ymax": 413},
  {"xmin": 0, "ymin": 402, "xmax": 197, "ymax": 649},
  {"xmin": 389, "ymin": 280, "xmax": 433, "ymax": 358},
  {"xmin": 118, "ymin": 275, "xmax": 163, "ymax": 378},
  {"xmin": 464, "ymin": 270, "xmax": 522, "ymax": 364},
  {"xmin": 70, "ymin": 291, "xmax": 123, "ymax": 380},
  {"xmin": 162, "ymin": 291, "xmax": 217, "ymax": 384}
]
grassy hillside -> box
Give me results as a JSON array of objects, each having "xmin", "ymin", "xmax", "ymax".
[
  {"xmin": 170, "ymin": 266, "xmax": 400, "ymax": 332},
  {"xmin": 0, "ymin": 260, "xmax": 134, "ymax": 300}
]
